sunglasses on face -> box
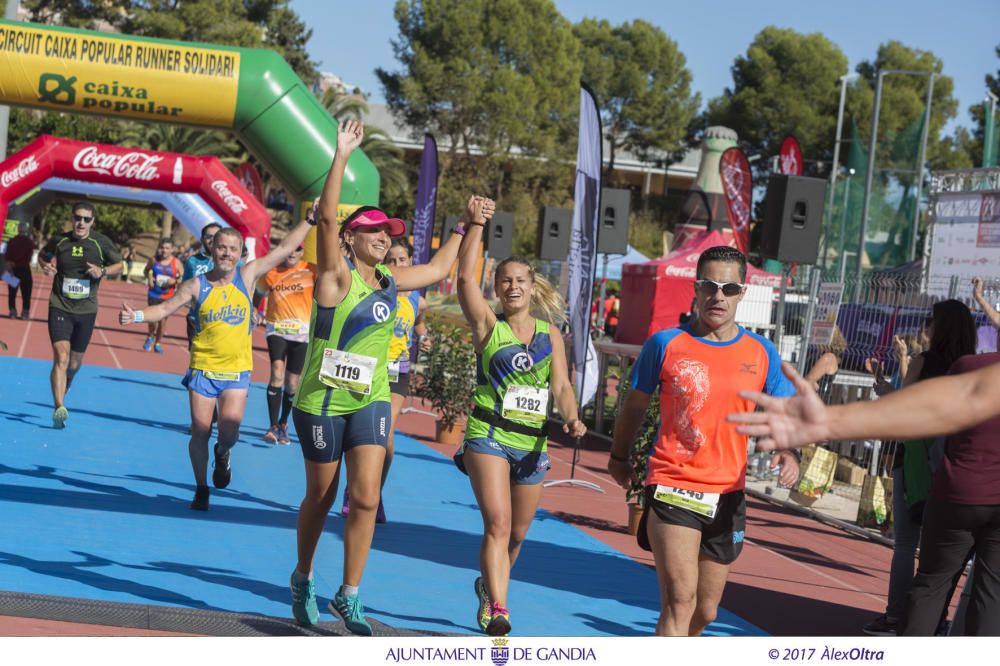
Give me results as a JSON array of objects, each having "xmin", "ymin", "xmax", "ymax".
[
  {"xmin": 73, "ymin": 214, "xmax": 94, "ymax": 223},
  {"xmin": 202, "ymin": 233, "xmax": 216, "ymax": 242},
  {"xmin": 695, "ymin": 279, "xmax": 745, "ymax": 297}
]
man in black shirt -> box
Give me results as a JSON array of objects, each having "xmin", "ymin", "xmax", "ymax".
[{"xmin": 39, "ymin": 202, "xmax": 122, "ymax": 428}]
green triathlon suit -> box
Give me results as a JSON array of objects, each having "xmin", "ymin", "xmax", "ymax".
[
  {"xmin": 294, "ymin": 263, "xmax": 397, "ymax": 416},
  {"xmin": 42, "ymin": 230, "xmax": 121, "ymax": 315},
  {"xmin": 465, "ymin": 316, "xmax": 553, "ymax": 452}
]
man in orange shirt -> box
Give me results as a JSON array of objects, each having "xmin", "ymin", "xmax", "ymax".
[
  {"xmin": 255, "ymin": 243, "xmax": 316, "ymax": 445},
  {"xmin": 608, "ymin": 245, "xmax": 799, "ymax": 636}
]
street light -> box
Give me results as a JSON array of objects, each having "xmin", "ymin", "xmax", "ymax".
[
  {"xmin": 856, "ymin": 69, "xmax": 936, "ymax": 298},
  {"xmin": 838, "ymin": 167, "xmax": 856, "ymax": 283},
  {"xmin": 821, "ymin": 73, "xmax": 859, "ymax": 271}
]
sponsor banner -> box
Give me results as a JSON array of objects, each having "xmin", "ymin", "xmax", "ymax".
[
  {"xmin": 779, "ymin": 135, "xmax": 804, "ymax": 176},
  {"xmin": 412, "ymin": 133, "xmax": 438, "ymax": 278},
  {"xmin": 927, "ymin": 192, "xmax": 1000, "ymax": 298},
  {"xmin": 719, "ymin": 147, "xmax": 752, "ymax": 254},
  {"xmin": 0, "ymin": 21, "xmax": 239, "ymax": 126},
  {"xmin": 568, "ymin": 85, "xmax": 602, "ymax": 406},
  {"xmin": 810, "ymin": 282, "xmax": 844, "ymax": 346}
]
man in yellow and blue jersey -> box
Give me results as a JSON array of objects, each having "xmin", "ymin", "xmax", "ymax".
[{"xmin": 118, "ymin": 219, "xmax": 313, "ymax": 511}]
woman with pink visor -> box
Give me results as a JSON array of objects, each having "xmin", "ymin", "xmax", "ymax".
[{"xmin": 287, "ymin": 119, "xmax": 484, "ymax": 635}]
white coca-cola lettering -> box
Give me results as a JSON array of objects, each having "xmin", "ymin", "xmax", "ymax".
[
  {"xmin": 72, "ymin": 146, "xmax": 163, "ymax": 182},
  {"xmin": 211, "ymin": 180, "xmax": 248, "ymax": 214},
  {"xmin": 1, "ymin": 155, "xmax": 40, "ymax": 188},
  {"xmin": 665, "ymin": 265, "xmax": 696, "ymax": 278}
]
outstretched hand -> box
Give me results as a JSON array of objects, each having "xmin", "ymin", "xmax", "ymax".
[
  {"xmin": 727, "ymin": 362, "xmax": 830, "ymax": 451},
  {"xmin": 973, "ymin": 276, "xmax": 984, "ymax": 300},
  {"xmin": 119, "ymin": 301, "xmax": 136, "ymax": 326},
  {"xmin": 336, "ymin": 119, "xmax": 365, "ymax": 157}
]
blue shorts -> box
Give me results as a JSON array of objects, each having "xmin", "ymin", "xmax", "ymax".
[
  {"xmin": 454, "ymin": 437, "xmax": 551, "ymax": 485},
  {"xmin": 182, "ymin": 369, "xmax": 251, "ymax": 398},
  {"xmin": 292, "ymin": 402, "xmax": 391, "ymax": 464}
]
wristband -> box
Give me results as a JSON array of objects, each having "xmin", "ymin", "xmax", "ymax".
[
  {"xmin": 133, "ymin": 310, "xmax": 145, "ymax": 324},
  {"xmin": 454, "ymin": 223, "xmax": 467, "ymax": 236},
  {"xmin": 101, "ymin": 266, "xmax": 107, "ymax": 277},
  {"xmin": 609, "ymin": 450, "xmax": 627, "ymax": 463}
]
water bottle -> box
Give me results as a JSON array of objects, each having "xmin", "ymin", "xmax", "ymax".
[{"xmin": 173, "ymin": 157, "xmax": 184, "ymax": 185}]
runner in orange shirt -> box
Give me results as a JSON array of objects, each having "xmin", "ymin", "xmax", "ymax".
[
  {"xmin": 255, "ymin": 242, "xmax": 316, "ymax": 445},
  {"xmin": 607, "ymin": 245, "xmax": 800, "ymax": 636}
]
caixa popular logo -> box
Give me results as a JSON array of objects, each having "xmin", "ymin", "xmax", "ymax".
[
  {"xmin": 1, "ymin": 156, "xmax": 40, "ymax": 188},
  {"xmin": 211, "ymin": 180, "xmax": 249, "ymax": 214},
  {"xmin": 491, "ymin": 638, "xmax": 509, "ymax": 666},
  {"xmin": 73, "ymin": 146, "xmax": 162, "ymax": 181}
]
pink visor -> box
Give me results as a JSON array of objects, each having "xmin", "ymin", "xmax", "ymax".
[{"xmin": 342, "ymin": 208, "xmax": 407, "ymax": 237}]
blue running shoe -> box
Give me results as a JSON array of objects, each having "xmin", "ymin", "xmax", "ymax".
[
  {"xmin": 329, "ymin": 590, "xmax": 372, "ymax": 636},
  {"xmin": 143, "ymin": 336, "xmax": 154, "ymax": 351},
  {"xmin": 289, "ymin": 572, "xmax": 319, "ymax": 626}
]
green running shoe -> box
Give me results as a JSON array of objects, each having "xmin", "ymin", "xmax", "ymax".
[
  {"xmin": 329, "ymin": 590, "xmax": 372, "ymax": 636},
  {"xmin": 474, "ymin": 577, "xmax": 491, "ymax": 631},
  {"xmin": 289, "ymin": 572, "xmax": 319, "ymax": 626},
  {"xmin": 52, "ymin": 406, "xmax": 69, "ymax": 429}
]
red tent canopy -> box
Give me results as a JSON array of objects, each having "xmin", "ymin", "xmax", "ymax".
[{"xmin": 616, "ymin": 230, "xmax": 783, "ymax": 345}]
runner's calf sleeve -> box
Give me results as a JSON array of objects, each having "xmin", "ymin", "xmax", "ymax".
[
  {"xmin": 266, "ymin": 385, "xmax": 282, "ymax": 426},
  {"xmin": 279, "ymin": 389, "xmax": 295, "ymax": 425}
]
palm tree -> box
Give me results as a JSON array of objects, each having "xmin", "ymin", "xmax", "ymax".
[
  {"xmin": 119, "ymin": 123, "xmax": 245, "ymax": 239},
  {"xmin": 322, "ymin": 89, "xmax": 411, "ymax": 215}
]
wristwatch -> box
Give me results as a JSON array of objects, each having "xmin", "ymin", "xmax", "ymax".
[
  {"xmin": 454, "ymin": 223, "xmax": 467, "ymax": 236},
  {"xmin": 100, "ymin": 266, "xmax": 107, "ymax": 278}
]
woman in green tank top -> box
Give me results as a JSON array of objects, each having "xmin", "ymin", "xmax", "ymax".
[
  {"xmin": 288, "ymin": 120, "xmax": 472, "ymax": 635},
  {"xmin": 455, "ymin": 219, "xmax": 587, "ymax": 636}
]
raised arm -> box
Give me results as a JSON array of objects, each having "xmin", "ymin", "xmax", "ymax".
[
  {"xmin": 453, "ymin": 196, "xmax": 495, "ymax": 350},
  {"xmin": 729, "ymin": 361, "xmax": 1000, "ymax": 449},
  {"xmin": 243, "ymin": 216, "xmax": 312, "ymax": 283},
  {"xmin": 119, "ymin": 277, "xmax": 200, "ymax": 326},
  {"xmin": 314, "ymin": 120, "xmax": 365, "ymax": 308},
  {"xmin": 392, "ymin": 196, "xmax": 495, "ymax": 293},
  {"xmin": 548, "ymin": 328, "xmax": 586, "ymax": 437},
  {"xmin": 973, "ymin": 277, "xmax": 1000, "ymax": 329}
]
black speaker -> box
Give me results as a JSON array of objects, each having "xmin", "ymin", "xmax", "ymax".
[
  {"xmin": 485, "ymin": 211, "xmax": 513, "ymax": 261},
  {"xmin": 441, "ymin": 214, "xmax": 461, "ymax": 242},
  {"xmin": 537, "ymin": 207, "xmax": 571, "ymax": 261},
  {"xmin": 760, "ymin": 175, "xmax": 827, "ymax": 264},
  {"xmin": 598, "ymin": 188, "xmax": 630, "ymax": 255}
]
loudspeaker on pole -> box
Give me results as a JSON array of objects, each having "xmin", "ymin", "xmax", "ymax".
[
  {"xmin": 760, "ymin": 175, "xmax": 827, "ymax": 265},
  {"xmin": 537, "ymin": 207, "xmax": 571, "ymax": 261},
  {"xmin": 598, "ymin": 188, "xmax": 630, "ymax": 255}
]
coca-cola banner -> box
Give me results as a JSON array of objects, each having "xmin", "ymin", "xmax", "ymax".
[
  {"xmin": 0, "ymin": 134, "xmax": 270, "ymax": 256},
  {"xmin": 779, "ymin": 135, "xmax": 804, "ymax": 176},
  {"xmin": 719, "ymin": 147, "xmax": 752, "ymax": 254}
]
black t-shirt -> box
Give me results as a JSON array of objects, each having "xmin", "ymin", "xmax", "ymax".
[{"xmin": 42, "ymin": 230, "xmax": 122, "ymax": 315}]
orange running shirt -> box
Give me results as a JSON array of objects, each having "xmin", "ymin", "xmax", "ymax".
[
  {"xmin": 630, "ymin": 325, "xmax": 795, "ymax": 494},
  {"xmin": 257, "ymin": 260, "xmax": 316, "ymax": 342}
]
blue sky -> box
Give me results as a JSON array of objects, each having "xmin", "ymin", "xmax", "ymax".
[{"xmin": 290, "ymin": 0, "xmax": 999, "ymax": 134}]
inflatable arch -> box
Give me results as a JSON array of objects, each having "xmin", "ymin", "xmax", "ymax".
[
  {"xmin": 0, "ymin": 19, "xmax": 381, "ymax": 260},
  {"xmin": 0, "ymin": 135, "xmax": 270, "ymax": 256}
]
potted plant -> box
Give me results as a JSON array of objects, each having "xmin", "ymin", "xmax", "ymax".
[
  {"xmin": 414, "ymin": 314, "xmax": 477, "ymax": 446},
  {"xmin": 620, "ymin": 376, "xmax": 658, "ymax": 536}
]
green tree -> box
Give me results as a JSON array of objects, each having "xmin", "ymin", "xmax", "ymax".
[
  {"xmin": 707, "ymin": 27, "xmax": 849, "ymax": 181},
  {"xmin": 574, "ymin": 18, "xmax": 699, "ymax": 175},
  {"xmin": 963, "ymin": 43, "xmax": 1000, "ymax": 167},
  {"xmin": 377, "ymin": 0, "xmax": 581, "ymax": 223}
]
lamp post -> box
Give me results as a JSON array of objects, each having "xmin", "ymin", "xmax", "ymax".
[
  {"xmin": 857, "ymin": 69, "xmax": 936, "ymax": 297},
  {"xmin": 838, "ymin": 167, "xmax": 855, "ymax": 283},
  {"xmin": 821, "ymin": 73, "xmax": 858, "ymax": 271}
]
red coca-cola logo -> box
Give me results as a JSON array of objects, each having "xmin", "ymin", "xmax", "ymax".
[
  {"xmin": 1, "ymin": 155, "xmax": 40, "ymax": 188},
  {"xmin": 211, "ymin": 180, "xmax": 248, "ymax": 214},
  {"xmin": 72, "ymin": 146, "xmax": 163, "ymax": 181}
]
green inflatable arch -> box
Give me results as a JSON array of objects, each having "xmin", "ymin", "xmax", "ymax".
[{"xmin": 0, "ymin": 18, "xmax": 380, "ymax": 208}]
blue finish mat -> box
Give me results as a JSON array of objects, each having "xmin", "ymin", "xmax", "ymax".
[{"xmin": 0, "ymin": 357, "xmax": 764, "ymax": 636}]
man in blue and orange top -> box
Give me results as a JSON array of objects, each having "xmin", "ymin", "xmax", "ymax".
[{"xmin": 608, "ymin": 245, "xmax": 799, "ymax": 636}]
